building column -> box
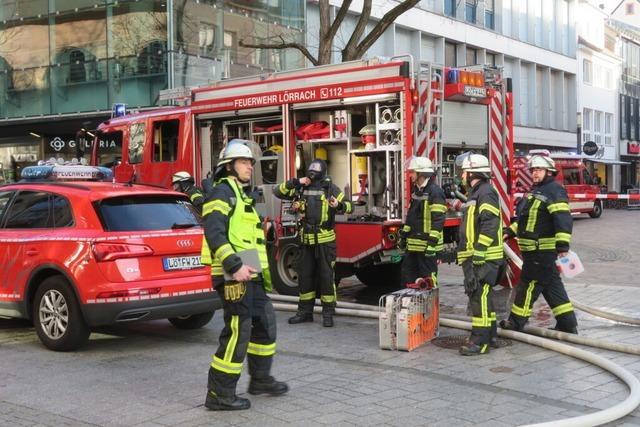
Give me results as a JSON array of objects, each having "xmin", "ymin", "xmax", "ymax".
[
  {"xmin": 541, "ymin": 66, "xmax": 551, "ymax": 128},
  {"xmin": 434, "ymin": 37, "xmax": 445, "ymax": 66}
]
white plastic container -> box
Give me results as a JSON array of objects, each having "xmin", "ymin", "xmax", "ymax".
[{"xmin": 555, "ymin": 250, "xmax": 584, "ymax": 278}]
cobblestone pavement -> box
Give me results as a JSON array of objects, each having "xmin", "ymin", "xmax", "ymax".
[{"xmin": 1, "ymin": 210, "xmax": 639, "ymax": 426}]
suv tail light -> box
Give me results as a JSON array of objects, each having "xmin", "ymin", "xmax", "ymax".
[
  {"xmin": 96, "ymin": 287, "xmax": 161, "ymax": 299},
  {"xmin": 92, "ymin": 242, "xmax": 154, "ymax": 262}
]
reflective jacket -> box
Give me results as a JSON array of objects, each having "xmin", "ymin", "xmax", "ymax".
[
  {"xmin": 200, "ymin": 177, "xmax": 271, "ymax": 289},
  {"xmin": 402, "ymin": 180, "xmax": 447, "ymax": 253},
  {"xmin": 457, "ymin": 180, "xmax": 504, "ymax": 263},
  {"xmin": 506, "ymin": 175, "xmax": 572, "ymax": 253},
  {"xmin": 274, "ymin": 177, "xmax": 353, "ymax": 245}
]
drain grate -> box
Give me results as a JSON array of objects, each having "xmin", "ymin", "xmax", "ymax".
[{"xmin": 431, "ymin": 335, "xmax": 512, "ymax": 349}]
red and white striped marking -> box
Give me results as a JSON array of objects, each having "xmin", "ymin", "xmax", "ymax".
[
  {"xmin": 514, "ymin": 193, "xmax": 640, "ymax": 200},
  {"xmin": 416, "ymin": 79, "xmax": 438, "ymax": 161},
  {"xmin": 489, "ymin": 91, "xmax": 513, "ymax": 224}
]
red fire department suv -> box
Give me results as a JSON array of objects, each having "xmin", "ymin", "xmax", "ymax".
[{"xmin": 0, "ymin": 165, "xmax": 219, "ymax": 351}]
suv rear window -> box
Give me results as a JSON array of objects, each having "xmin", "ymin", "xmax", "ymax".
[{"xmin": 97, "ymin": 195, "xmax": 200, "ymax": 231}]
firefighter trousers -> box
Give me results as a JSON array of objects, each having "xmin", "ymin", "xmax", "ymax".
[
  {"xmin": 208, "ymin": 278, "xmax": 277, "ymax": 398},
  {"xmin": 297, "ymin": 242, "xmax": 336, "ymax": 315},
  {"xmin": 463, "ymin": 260, "xmax": 500, "ymax": 349},
  {"xmin": 507, "ymin": 252, "xmax": 577, "ymax": 333},
  {"xmin": 401, "ymin": 251, "xmax": 438, "ymax": 287}
]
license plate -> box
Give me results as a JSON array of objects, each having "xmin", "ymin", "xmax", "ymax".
[{"xmin": 163, "ymin": 256, "xmax": 203, "ymax": 271}]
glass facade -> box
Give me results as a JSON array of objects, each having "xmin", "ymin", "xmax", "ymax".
[{"xmin": 0, "ymin": 0, "xmax": 305, "ymax": 119}]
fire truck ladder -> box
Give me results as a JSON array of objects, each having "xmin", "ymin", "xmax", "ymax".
[{"xmin": 416, "ymin": 62, "xmax": 444, "ymax": 170}]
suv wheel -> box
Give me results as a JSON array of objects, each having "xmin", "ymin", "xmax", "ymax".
[
  {"xmin": 168, "ymin": 311, "xmax": 215, "ymax": 329},
  {"xmin": 33, "ymin": 276, "xmax": 90, "ymax": 351}
]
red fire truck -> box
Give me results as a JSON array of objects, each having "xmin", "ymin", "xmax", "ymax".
[
  {"xmin": 513, "ymin": 151, "xmax": 603, "ymax": 218},
  {"xmin": 92, "ymin": 56, "xmax": 516, "ymax": 294}
]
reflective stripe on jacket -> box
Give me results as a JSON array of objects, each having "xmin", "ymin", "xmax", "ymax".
[{"xmin": 403, "ymin": 180, "xmax": 447, "ymax": 253}]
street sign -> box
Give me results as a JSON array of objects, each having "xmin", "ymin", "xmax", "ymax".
[{"xmin": 583, "ymin": 140, "xmax": 598, "ymax": 156}]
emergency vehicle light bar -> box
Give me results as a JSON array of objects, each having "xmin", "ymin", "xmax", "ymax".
[{"xmin": 21, "ymin": 165, "xmax": 114, "ymax": 182}]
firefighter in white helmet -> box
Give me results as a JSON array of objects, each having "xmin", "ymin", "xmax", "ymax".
[
  {"xmin": 201, "ymin": 139, "xmax": 288, "ymax": 411},
  {"xmin": 456, "ymin": 152, "xmax": 504, "ymax": 356},
  {"xmin": 501, "ymin": 152, "xmax": 578, "ymax": 334},
  {"xmin": 172, "ymin": 171, "xmax": 205, "ymax": 214},
  {"xmin": 398, "ymin": 156, "xmax": 447, "ymax": 288}
]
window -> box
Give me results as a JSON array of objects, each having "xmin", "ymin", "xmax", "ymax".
[
  {"xmin": 68, "ymin": 49, "xmax": 86, "ymax": 83},
  {"xmin": 631, "ymin": 98, "xmax": 637, "ymax": 141},
  {"xmin": 95, "ymin": 131, "xmax": 123, "ymax": 168},
  {"xmin": 465, "ymin": 1, "xmax": 477, "ymax": 23},
  {"xmin": 605, "ymin": 113, "xmax": 613, "ymax": 146},
  {"xmin": 445, "ymin": 42, "xmax": 457, "ymax": 67},
  {"xmin": 0, "ymin": 191, "xmax": 15, "ymax": 224},
  {"xmin": 583, "ymin": 108, "xmax": 592, "ymax": 143},
  {"xmin": 486, "ymin": 52, "xmax": 496, "ymax": 66},
  {"xmin": 224, "ymin": 31, "xmax": 238, "ymax": 62},
  {"xmin": 97, "ymin": 195, "xmax": 200, "ymax": 231},
  {"xmin": 138, "ymin": 41, "xmax": 166, "ymax": 75},
  {"xmin": 466, "ymin": 48, "xmax": 477, "ymax": 66},
  {"xmin": 199, "ymin": 23, "xmax": 216, "ymax": 57},
  {"xmin": 594, "ymin": 111, "xmax": 602, "ymax": 145},
  {"xmin": 562, "ymin": 168, "xmax": 580, "ymax": 185},
  {"xmin": 4, "ymin": 191, "xmax": 51, "ymax": 229},
  {"xmin": 129, "ymin": 123, "xmax": 146, "ymax": 164},
  {"xmin": 52, "ymin": 195, "xmax": 73, "ymax": 228},
  {"xmin": 621, "ymin": 95, "xmax": 629, "ymax": 140},
  {"xmin": 626, "ymin": 3, "xmax": 634, "ymax": 15},
  {"xmin": 534, "ymin": 0, "xmax": 543, "ymax": 46},
  {"xmin": 152, "ymin": 120, "xmax": 179, "ymax": 162},
  {"xmin": 445, "ymin": 0, "xmax": 456, "ymax": 17},
  {"xmin": 583, "ymin": 59, "xmax": 592, "ymax": 85},
  {"xmin": 484, "ymin": 0, "xmax": 494, "ymax": 29}
]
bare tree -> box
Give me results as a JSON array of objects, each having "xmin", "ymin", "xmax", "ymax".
[{"xmin": 239, "ymin": 0, "xmax": 420, "ymax": 66}]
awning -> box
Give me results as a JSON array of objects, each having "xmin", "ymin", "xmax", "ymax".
[{"xmin": 583, "ymin": 158, "xmax": 631, "ymax": 165}]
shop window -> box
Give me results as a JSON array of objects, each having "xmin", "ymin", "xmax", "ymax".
[
  {"xmin": 153, "ymin": 119, "xmax": 179, "ymax": 162},
  {"xmin": 129, "ymin": 123, "xmax": 146, "ymax": 164},
  {"xmin": 4, "ymin": 191, "xmax": 51, "ymax": 229},
  {"xmin": 138, "ymin": 41, "xmax": 166, "ymax": 75}
]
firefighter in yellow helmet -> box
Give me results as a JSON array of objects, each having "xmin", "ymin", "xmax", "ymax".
[
  {"xmin": 172, "ymin": 171, "xmax": 204, "ymax": 214},
  {"xmin": 398, "ymin": 156, "xmax": 447, "ymax": 288},
  {"xmin": 501, "ymin": 152, "xmax": 578, "ymax": 334},
  {"xmin": 201, "ymin": 139, "xmax": 288, "ymax": 411},
  {"xmin": 273, "ymin": 159, "xmax": 353, "ymax": 327},
  {"xmin": 456, "ymin": 153, "xmax": 504, "ymax": 356}
]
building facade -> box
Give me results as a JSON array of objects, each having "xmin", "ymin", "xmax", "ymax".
[
  {"xmin": 0, "ymin": 0, "xmax": 305, "ymax": 182},
  {"xmin": 577, "ymin": 0, "xmax": 622, "ymax": 191},
  {"xmin": 307, "ymin": 0, "xmax": 579, "ymax": 157}
]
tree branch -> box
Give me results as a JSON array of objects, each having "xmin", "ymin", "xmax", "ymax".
[
  {"xmin": 327, "ymin": 0, "xmax": 352, "ymax": 42},
  {"xmin": 350, "ymin": 0, "xmax": 420, "ymax": 60},
  {"xmin": 239, "ymin": 36, "xmax": 319, "ymax": 66},
  {"xmin": 342, "ymin": 0, "xmax": 371, "ymax": 61}
]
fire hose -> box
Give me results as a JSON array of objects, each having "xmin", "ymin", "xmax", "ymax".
[{"xmin": 270, "ymin": 294, "xmax": 640, "ymax": 426}]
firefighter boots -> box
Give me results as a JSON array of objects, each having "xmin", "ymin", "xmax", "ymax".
[
  {"xmin": 288, "ymin": 313, "xmax": 313, "ymax": 324},
  {"xmin": 204, "ymin": 392, "xmax": 251, "ymax": 411},
  {"xmin": 490, "ymin": 337, "xmax": 503, "ymax": 349},
  {"xmin": 248, "ymin": 376, "xmax": 289, "ymax": 396},
  {"xmin": 322, "ymin": 314, "xmax": 334, "ymax": 327},
  {"xmin": 459, "ymin": 342, "xmax": 490, "ymax": 356},
  {"xmin": 499, "ymin": 319, "xmax": 520, "ymax": 331}
]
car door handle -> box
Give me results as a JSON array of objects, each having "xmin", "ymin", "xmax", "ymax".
[{"xmin": 26, "ymin": 249, "xmax": 39, "ymax": 256}]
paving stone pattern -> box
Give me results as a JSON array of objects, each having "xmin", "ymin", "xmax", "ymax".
[{"xmin": 1, "ymin": 210, "xmax": 639, "ymax": 426}]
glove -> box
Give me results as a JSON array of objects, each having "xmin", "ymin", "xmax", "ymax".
[
  {"xmin": 426, "ymin": 236, "xmax": 439, "ymax": 246},
  {"xmin": 463, "ymin": 276, "xmax": 479, "ymax": 296},
  {"xmin": 397, "ymin": 236, "xmax": 407, "ymax": 250},
  {"xmin": 223, "ymin": 281, "xmax": 246, "ymax": 302}
]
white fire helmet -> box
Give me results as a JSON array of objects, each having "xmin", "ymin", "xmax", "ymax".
[
  {"xmin": 528, "ymin": 154, "xmax": 556, "ymax": 172},
  {"xmin": 457, "ymin": 152, "xmax": 491, "ymax": 173},
  {"xmin": 406, "ymin": 156, "xmax": 435, "ymax": 173},
  {"xmin": 171, "ymin": 171, "xmax": 193, "ymax": 184},
  {"xmin": 217, "ymin": 139, "xmax": 256, "ymax": 167}
]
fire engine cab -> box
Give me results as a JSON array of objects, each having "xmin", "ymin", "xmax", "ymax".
[{"xmin": 92, "ymin": 56, "xmax": 515, "ymax": 295}]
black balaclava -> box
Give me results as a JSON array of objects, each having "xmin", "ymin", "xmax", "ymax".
[{"xmin": 306, "ymin": 159, "xmax": 327, "ymax": 183}]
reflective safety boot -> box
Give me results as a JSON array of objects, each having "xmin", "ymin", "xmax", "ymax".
[
  {"xmin": 499, "ymin": 319, "xmax": 519, "ymax": 331},
  {"xmin": 490, "ymin": 337, "xmax": 502, "ymax": 349},
  {"xmin": 459, "ymin": 342, "xmax": 490, "ymax": 356},
  {"xmin": 322, "ymin": 314, "xmax": 334, "ymax": 327},
  {"xmin": 204, "ymin": 391, "xmax": 251, "ymax": 411},
  {"xmin": 288, "ymin": 313, "xmax": 313, "ymax": 324},
  {"xmin": 248, "ymin": 376, "xmax": 289, "ymax": 396}
]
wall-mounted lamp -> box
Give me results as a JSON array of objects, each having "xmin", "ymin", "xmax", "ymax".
[{"xmin": 29, "ymin": 132, "xmax": 41, "ymax": 138}]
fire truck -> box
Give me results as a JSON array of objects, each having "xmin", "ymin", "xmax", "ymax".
[
  {"xmin": 92, "ymin": 56, "xmax": 516, "ymax": 295},
  {"xmin": 513, "ymin": 151, "xmax": 603, "ymax": 218}
]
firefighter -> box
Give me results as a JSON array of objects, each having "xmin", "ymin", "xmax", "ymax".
[
  {"xmin": 201, "ymin": 140, "xmax": 288, "ymax": 411},
  {"xmin": 500, "ymin": 153, "xmax": 578, "ymax": 334},
  {"xmin": 398, "ymin": 157, "xmax": 447, "ymax": 287},
  {"xmin": 456, "ymin": 153, "xmax": 504, "ymax": 356},
  {"xmin": 172, "ymin": 171, "xmax": 205, "ymax": 214},
  {"xmin": 274, "ymin": 159, "xmax": 353, "ymax": 327}
]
